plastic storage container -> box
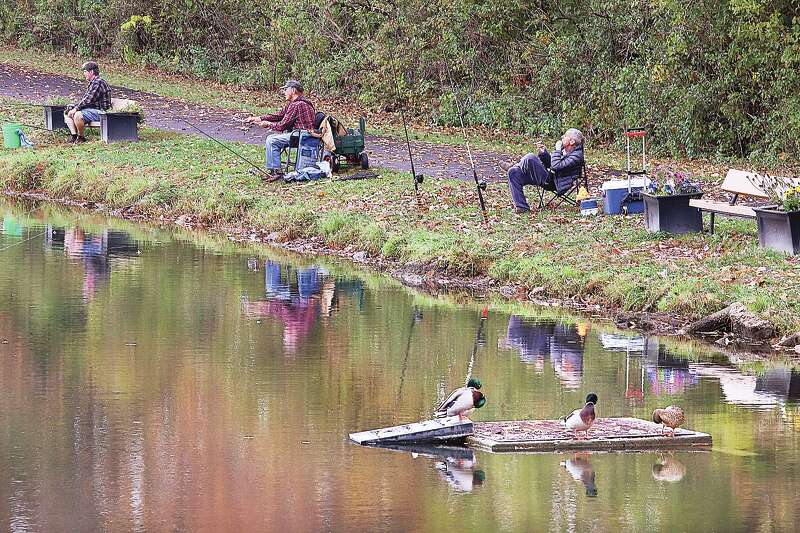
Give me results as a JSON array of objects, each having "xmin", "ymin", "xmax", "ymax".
[
  {"xmin": 3, "ymin": 123, "xmax": 21, "ymax": 149},
  {"xmin": 601, "ymin": 178, "xmax": 650, "ymax": 215}
]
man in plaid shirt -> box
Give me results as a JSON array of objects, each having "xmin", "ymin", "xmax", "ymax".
[
  {"xmin": 245, "ymin": 79, "xmax": 316, "ymax": 181},
  {"xmin": 65, "ymin": 61, "xmax": 112, "ymax": 144}
]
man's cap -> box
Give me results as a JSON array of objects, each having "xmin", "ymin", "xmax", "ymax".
[
  {"xmin": 81, "ymin": 61, "xmax": 99, "ymax": 72},
  {"xmin": 280, "ymin": 80, "xmax": 303, "ymax": 92}
]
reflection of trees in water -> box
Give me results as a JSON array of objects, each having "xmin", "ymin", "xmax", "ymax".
[
  {"xmin": 691, "ymin": 365, "xmax": 800, "ymax": 409},
  {"xmin": 502, "ymin": 316, "xmax": 586, "ymax": 389}
]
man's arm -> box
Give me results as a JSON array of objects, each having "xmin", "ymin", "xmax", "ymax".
[
  {"xmin": 550, "ymin": 149, "xmax": 583, "ymax": 173},
  {"xmin": 74, "ymin": 79, "xmax": 100, "ymax": 111},
  {"xmin": 260, "ymin": 103, "xmax": 288, "ymax": 122}
]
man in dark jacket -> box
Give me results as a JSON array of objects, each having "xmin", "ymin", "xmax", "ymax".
[
  {"xmin": 245, "ymin": 79, "xmax": 316, "ymax": 181},
  {"xmin": 64, "ymin": 61, "xmax": 111, "ymax": 144},
  {"xmin": 507, "ymin": 128, "xmax": 585, "ymax": 214}
]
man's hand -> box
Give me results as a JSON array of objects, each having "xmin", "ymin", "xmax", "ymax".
[
  {"xmin": 537, "ymin": 143, "xmax": 547, "ymax": 154},
  {"xmin": 244, "ymin": 115, "xmax": 261, "ymax": 125},
  {"xmin": 258, "ymin": 120, "xmax": 272, "ymax": 128},
  {"xmin": 554, "ymin": 140, "xmax": 563, "ymax": 151}
]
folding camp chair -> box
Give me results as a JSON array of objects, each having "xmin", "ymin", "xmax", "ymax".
[
  {"xmin": 535, "ymin": 162, "xmax": 588, "ymax": 209},
  {"xmin": 282, "ymin": 112, "xmax": 327, "ymax": 173}
]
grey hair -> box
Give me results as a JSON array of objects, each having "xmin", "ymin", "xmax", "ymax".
[{"xmin": 564, "ymin": 128, "xmax": 584, "ymax": 146}]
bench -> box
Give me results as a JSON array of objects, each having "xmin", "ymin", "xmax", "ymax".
[
  {"xmin": 87, "ymin": 98, "xmax": 140, "ymax": 143},
  {"xmin": 689, "ymin": 169, "xmax": 772, "ymax": 233},
  {"xmin": 85, "ymin": 98, "xmax": 136, "ymax": 127}
]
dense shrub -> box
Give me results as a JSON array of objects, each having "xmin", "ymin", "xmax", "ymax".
[{"xmin": 2, "ymin": 0, "xmax": 799, "ymax": 158}]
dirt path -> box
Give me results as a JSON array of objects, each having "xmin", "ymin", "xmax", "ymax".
[{"xmin": 0, "ymin": 63, "xmax": 529, "ymax": 181}]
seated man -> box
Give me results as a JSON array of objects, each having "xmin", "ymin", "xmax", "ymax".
[
  {"xmin": 245, "ymin": 79, "xmax": 316, "ymax": 182},
  {"xmin": 507, "ymin": 128, "xmax": 585, "ymax": 214},
  {"xmin": 64, "ymin": 61, "xmax": 112, "ymax": 144}
]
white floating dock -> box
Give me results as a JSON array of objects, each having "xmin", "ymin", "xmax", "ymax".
[{"xmin": 349, "ymin": 417, "xmax": 474, "ymax": 445}]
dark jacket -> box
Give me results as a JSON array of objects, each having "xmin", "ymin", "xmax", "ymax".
[{"xmin": 538, "ymin": 145, "xmax": 585, "ymax": 194}]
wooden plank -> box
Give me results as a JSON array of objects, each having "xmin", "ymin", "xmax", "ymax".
[
  {"xmin": 349, "ymin": 417, "xmax": 474, "ymax": 445},
  {"xmin": 689, "ymin": 199, "xmax": 757, "ymax": 218},
  {"xmin": 467, "ymin": 417, "xmax": 712, "ymax": 453}
]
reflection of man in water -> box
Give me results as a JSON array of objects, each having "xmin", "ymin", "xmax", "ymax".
[
  {"xmin": 64, "ymin": 227, "xmax": 109, "ymax": 302},
  {"xmin": 501, "ymin": 317, "xmax": 585, "ymax": 388}
]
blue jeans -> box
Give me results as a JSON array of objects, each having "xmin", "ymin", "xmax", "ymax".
[
  {"xmin": 265, "ymin": 132, "xmax": 292, "ymax": 170},
  {"xmin": 507, "ymin": 153, "xmax": 552, "ymax": 210},
  {"xmin": 79, "ymin": 108, "xmax": 102, "ymax": 122}
]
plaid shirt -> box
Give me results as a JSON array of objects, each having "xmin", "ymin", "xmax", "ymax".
[
  {"xmin": 260, "ymin": 96, "xmax": 315, "ymax": 132},
  {"xmin": 75, "ymin": 77, "xmax": 111, "ymax": 111}
]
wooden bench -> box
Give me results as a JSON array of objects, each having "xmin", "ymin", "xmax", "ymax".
[{"xmin": 689, "ymin": 169, "xmax": 772, "ymax": 233}]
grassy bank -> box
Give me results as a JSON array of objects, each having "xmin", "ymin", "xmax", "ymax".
[{"xmin": 1, "ymin": 99, "xmax": 798, "ymax": 336}]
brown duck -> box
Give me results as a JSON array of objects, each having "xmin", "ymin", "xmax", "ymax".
[{"xmin": 652, "ymin": 405, "xmax": 685, "ymax": 437}]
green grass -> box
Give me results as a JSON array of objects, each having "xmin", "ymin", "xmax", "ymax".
[{"xmin": 1, "ymin": 96, "xmax": 798, "ymax": 335}]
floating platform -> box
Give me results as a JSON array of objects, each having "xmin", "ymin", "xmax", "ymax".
[
  {"xmin": 468, "ymin": 417, "xmax": 712, "ymax": 453},
  {"xmin": 349, "ymin": 417, "xmax": 473, "ymax": 446}
]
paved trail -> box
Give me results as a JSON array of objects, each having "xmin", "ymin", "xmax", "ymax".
[{"xmin": 0, "ymin": 63, "xmax": 521, "ymax": 181}]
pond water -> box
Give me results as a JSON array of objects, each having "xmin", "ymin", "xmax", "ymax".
[{"xmin": 0, "ymin": 199, "xmax": 798, "ymax": 532}]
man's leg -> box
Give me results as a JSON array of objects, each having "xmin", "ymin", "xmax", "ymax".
[
  {"xmin": 74, "ymin": 111, "xmax": 86, "ymax": 140},
  {"xmin": 265, "ymin": 132, "xmax": 292, "ymax": 171},
  {"xmin": 64, "ymin": 112, "xmax": 77, "ymax": 141},
  {"xmin": 508, "ymin": 154, "xmax": 543, "ymax": 211}
]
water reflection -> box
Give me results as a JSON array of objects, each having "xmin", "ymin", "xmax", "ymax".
[
  {"xmin": 44, "ymin": 225, "xmax": 140, "ymax": 301},
  {"xmin": 560, "ymin": 453, "xmax": 597, "ymax": 497},
  {"xmin": 652, "ymin": 455, "xmax": 687, "ymax": 482},
  {"xmin": 692, "ymin": 365, "xmax": 800, "ymax": 409},
  {"xmin": 240, "ymin": 260, "xmax": 365, "ymax": 353},
  {"xmin": 501, "ymin": 317, "xmax": 586, "ymax": 389},
  {"xmin": 2, "ymin": 214, "xmax": 23, "ymax": 237},
  {"xmin": 379, "ymin": 444, "xmax": 485, "ymax": 493}
]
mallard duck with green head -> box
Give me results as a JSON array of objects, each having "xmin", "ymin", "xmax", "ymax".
[
  {"xmin": 434, "ymin": 378, "xmax": 486, "ymax": 421},
  {"xmin": 562, "ymin": 393, "xmax": 598, "ymax": 439}
]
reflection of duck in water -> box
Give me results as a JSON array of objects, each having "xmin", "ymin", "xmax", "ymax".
[
  {"xmin": 435, "ymin": 456, "xmax": 486, "ymax": 492},
  {"xmin": 434, "ymin": 378, "xmax": 486, "ymax": 421},
  {"xmin": 652, "ymin": 455, "xmax": 686, "ymax": 482},
  {"xmin": 560, "ymin": 453, "xmax": 597, "ymax": 497}
]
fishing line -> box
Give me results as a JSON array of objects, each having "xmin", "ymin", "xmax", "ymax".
[{"xmin": 178, "ymin": 118, "xmax": 272, "ymax": 179}]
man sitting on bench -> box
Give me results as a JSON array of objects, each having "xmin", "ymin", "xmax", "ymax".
[
  {"xmin": 245, "ymin": 79, "xmax": 316, "ymax": 182},
  {"xmin": 64, "ymin": 61, "xmax": 112, "ymax": 144},
  {"xmin": 508, "ymin": 128, "xmax": 585, "ymax": 214}
]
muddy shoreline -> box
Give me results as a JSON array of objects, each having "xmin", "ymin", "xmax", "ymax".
[{"xmin": 6, "ymin": 189, "xmax": 795, "ymax": 359}]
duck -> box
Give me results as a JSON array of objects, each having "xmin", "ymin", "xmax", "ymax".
[
  {"xmin": 561, "ymin": 454, "xmax": 598, "ymax": 497},
  {"xmin": 652, "ymin": 405, "xmax": 685, "ymax": 437},
  {"xmin": 562, "ymin": 393, "xmax": 598, "ymax": 439},
  {"xmin": 434, "ymin": 379, "xmax": 486, "ymax": 421}
]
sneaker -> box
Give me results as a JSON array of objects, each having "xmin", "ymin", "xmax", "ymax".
[
  {"xmin": 72, "ymin": 136, "xmax": 87, "ymax": 144},
  {"xmin": 68, "ymin": 134, "xmax": 77, "ymax": 143},
  {"xmin": 514, "ymin": 206, "xmax": 530, "ymax": 215}
]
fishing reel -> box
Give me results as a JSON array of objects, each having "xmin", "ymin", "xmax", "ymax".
[
  {"xmin": 414, "ymin": 173, "xmax": 425, "ymax": 184},
  {"xmin": 477, "ymin": 180, "xmax": 488, "ymax": 191}
]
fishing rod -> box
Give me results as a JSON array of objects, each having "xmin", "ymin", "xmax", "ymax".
[
  {"xmin": 390, "ymin": 31, "xmax": 424, "ymax": 205},
  {"xmin": 179, "ymin": 118, "xmax": 272, "ymax": 179},
  {"xmin": 443, "ymin": 66, "xmax": 490, "ymax": 226},
  {"xmin": 464, "ymin": 307, "xmax": 488, "ymax": 386}
]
